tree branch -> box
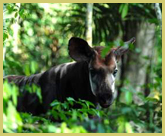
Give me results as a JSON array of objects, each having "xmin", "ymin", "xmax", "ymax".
[{"xmin": 154, "ymin": 3, "xmax": 162, "ymax": 37}]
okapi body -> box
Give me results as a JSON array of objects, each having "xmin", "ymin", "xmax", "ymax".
[{"xmin": 4, "ymin": 37, "xmax": 135, "ymax": 115}]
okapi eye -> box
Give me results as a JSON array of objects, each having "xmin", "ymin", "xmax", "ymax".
[{"xmin": 113, "ymin": 69, "xmax": 118, "ymax": 77}]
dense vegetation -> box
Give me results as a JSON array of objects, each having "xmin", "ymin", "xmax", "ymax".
[{"xmin": 3, "ymin": 3, "xmax": 162, "ymax": 133}]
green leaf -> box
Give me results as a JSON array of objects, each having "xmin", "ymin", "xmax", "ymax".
[
  {"xmin": 3, "ymin": 81, "xmax": 11, "ymax": 100},
  {"xmin": 101, "ymin": 46, "xmax": 111, "ymax": 58},
  {"xmin": 19, "ymin": 9, "xmax": 24, "ymax": 17},
  {"xmin": 119, "ymin": 4, "xmax": 124, "ymax": 13},
  {"xmin": 3, "ymin": 32, "xmax": 8, "ymax": 41},
  {"xmin": 76, "ymin": 101, "xmax": 87, "ymax": 108},
  {"xmin": 97, "ymin": 124, "xmax": 105, "ymax": 133},
  {"xmin": 85, "ymin": 100, "xmax": 95, "ymax": 108},
  {"xmin": 78, "ymin": 99, "xmax": 95, "ymax": 108},
  {"xmin": 35, "ymin": 88, "xmax": 42, "ymax": 103},
  {"xmin": 61, "ymin": 103, "xmax": 69, "ymax": 109},
  {"xmin": 121, "ymin": 107, "xmax": 132, "ymax": 114},
  {"xmin": 48, "ymin": 125, "xmax": 57, "ymax": 133},
  {"xmin": 121, "ymin": 4, "xmax": 128, "ymax": 19},
  {"xmin": 67, "ymin": 97, "xmax": 75, "ymax": 102},
  {"xmin": 71, "ymin": 110, "xmax": 78, "ymax": 120},
  {"xmin": 11, "ymin": 85, "xmax": 19, "ymax": 106},
  {"xmin": 145, "ymin": 97, "xmax": 159, "ymax": 102},
  {"xmin": 125, "ymin": 122, "xmax": 134, "ymax": 133},
  {"xmin": 14, "ymin": 12, "xmax": 18, "ymax": 18},
  {"xmin": 104, "ymin": 119, "xmax": 109, "ymax": 125},
  {"xmin": 66, "ymin": 97, "xmax": 75, "ymax": 106},
  {"xmin": 125, "ymin": 91, "xmax": 133, "ymax": 105},
  {"xmin": 24, "ymin": 64, "xmax": 30, "ymax": 76},
  {"xmin": 30, "ymin": 61, "xmax": 38, "ymax": 74},
  {"xmin": 50, "ymin": 101, "xmax": 60, "ymax": 107},
  {"xmin": 117, "ymin": 116, "xmax": 126, "ymax": 133}
]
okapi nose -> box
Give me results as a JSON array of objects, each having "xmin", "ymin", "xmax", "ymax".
[{"xmin": 99, "ymin": 93, "xmax": 112, "ymax": 104}]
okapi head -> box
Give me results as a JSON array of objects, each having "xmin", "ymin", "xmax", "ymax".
[{"xmin": 69, "ymin": 37, "xmax": 135, "ymax": 108}]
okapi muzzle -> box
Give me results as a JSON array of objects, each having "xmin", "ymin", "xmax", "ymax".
[{"xmin": 4, "ymin": 37, "xmax": 135, "ymax": 115}]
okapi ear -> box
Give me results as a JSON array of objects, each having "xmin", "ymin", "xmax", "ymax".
[
  {"xmin": 68, "ymin": 37, "xmax": 94, "ymax": 62},
  {"xmin": 114, "ymin": 37, "xmax": 135, "ymax": 62},
  {"xmin": 124, "ymin": 37, "xmax": 136, "ymax": 45}
]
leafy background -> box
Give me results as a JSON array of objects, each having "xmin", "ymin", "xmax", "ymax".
[{"xmin": 3, "ymin": 3, "xmax": 162, "ymax": 133}]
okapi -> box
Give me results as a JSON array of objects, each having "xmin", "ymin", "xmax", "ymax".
[{"xmin": 4, "ymin": 37, "xmax": 135, "ymax": 115}]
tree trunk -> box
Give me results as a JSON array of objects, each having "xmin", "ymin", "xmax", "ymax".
[
  {"xmin": 118, "ymin": 21, "xmax": 156, "ymax": 104},
  {"xmin": 86, "ymin": 3, "xmax": 93, "ymax": 46},
  {"xmin": 12, "ymin": 3, "xmax": 21, "ymax": 53}
]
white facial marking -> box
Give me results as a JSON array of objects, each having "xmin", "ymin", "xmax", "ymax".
[
  {"xmin": 89, "ymin": 71, "xmax": 96, "ymax": 96},
  {"xmin": 88, "ymin": 58, "xmax": 118, "ymax": 96},
  {"xmin": 111, "ymin": 74, "xmax": 115, "ymax": 93},
  {"xmin": 106, "ymin": 74, "xmax": 115, "ymax": 93}
]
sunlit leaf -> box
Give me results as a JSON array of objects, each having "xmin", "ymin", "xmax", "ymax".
[
  {"xmin": 50, "ymin": 101, "xmax": 60, "ymax": 107},
  {"xmin": 3, "ymin": 31, "xmax": 8, "ymax": 41},
  {"xmin": 117, "ymin": 116, "xmax": 126, "ymax": 133},
  {"xmin": 101, "ymin": 46, "xmax": 111, "ymax": 58},
  {"xmin": 30, "ymin": 61, "xmax": 38, "ymax": 74},
  {"xmin": 125, "ymin": 91, "xmax": 133, "ymax": 105},
  {"xmin": 121, "ymin": 4, "xmax": 129, "ymax": 19},
  {"xmin": 11, "ymin": 85, "xmax": 19, "ymax": 106},
  {"xmin": 19, "ymin": 9, "xmax": 24, "ymax": 17},
  {"xmin": 125, "ymin": 122, "xmax": 133, "ymax": 133},
  {"xmin": 24, "ymin": 64, "xmax": 30, "ymax": 76},
  {"xmin": 48, "ymin": 125, "xmax": 57, "ymax": 133},
  {"xmin": 67, "ymin": 97, "xmax": 75, "ymax": 102}
]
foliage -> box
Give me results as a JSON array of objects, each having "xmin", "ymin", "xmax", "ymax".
[
  {"xmin": 56, "ymin": 3, "xmax": 157, "ymax": 44},
  {"xmin": 3, "ymin": 81, "xmax": 22, "ymax": 133},
  {"xmin": 3, "ymin": 80, "xmax": 162, "ymax": 133}
]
